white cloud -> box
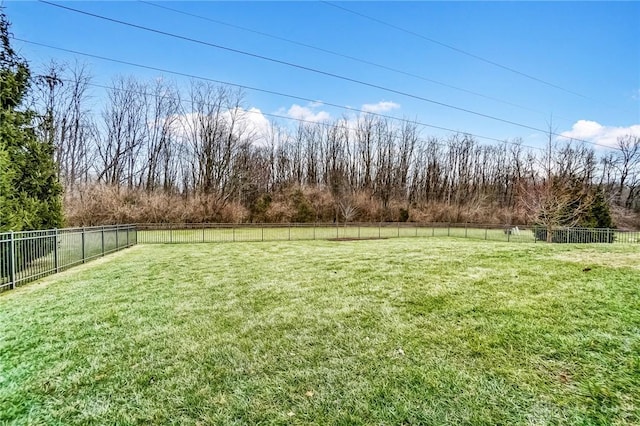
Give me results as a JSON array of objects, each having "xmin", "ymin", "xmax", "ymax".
[
  {"xmin": 228, "ymin": 107, "xmax": 271, "ymax": 143},
  {"xmin": 165, "ymin": 107, "xmax": 273, "ymax": 146},
  {"xmin": 361, "ymin": 101, "xmax": 400, "ymax": 114},
  {"xmin": 560, "ymin": 120, "xmax": 640, "ymax": 148},
  {"xmin": 286, "ymin": 104, "xmax": 331, "ymax": 123}
]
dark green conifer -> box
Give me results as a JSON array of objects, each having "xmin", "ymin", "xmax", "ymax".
[{"xmin": 0, "ymin": 9, "xmax": 63, "ymax": 231}]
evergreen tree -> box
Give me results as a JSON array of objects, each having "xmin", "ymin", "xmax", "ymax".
[
  {"xmin": 0, "ymin": 9, "xmax": 62, "ymax": 231},
  {"xmin": 580, "ymin": 190, "xmax": 613, "ymax": 229}
]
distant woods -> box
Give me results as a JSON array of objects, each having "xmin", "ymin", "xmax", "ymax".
[{"xmin": 32, "ymin": 63, "xmax": 640, "ymax": 227}]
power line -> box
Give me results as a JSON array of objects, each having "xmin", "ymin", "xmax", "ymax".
[
  {"xmin": 37, "ymin": 0, "xmax": 593, "ymax": 146},
  {"xmin": 321, "ymin": 1, "xmax": 608, "ymax": 106},
  {"xmin": 138, "ymin": 0, "xmax": 567, "ymax": 122},
  {"xmin": 18, "ymin": 37, "xmax": 534, "ymax": 151},
  {"xmin": 17, "ymin": 36, "xmax": 620, "ymax": 153},
  {"xmin": 62, "ymin": 79, "xmax": 560, "ymax": 159},
  {"xmin": 52, "ymin": 79, "xmax": 607, "ymax": 162},
  {"xmin": 69, "ymin": 79, "xmax": 455, "ymax": 146}
]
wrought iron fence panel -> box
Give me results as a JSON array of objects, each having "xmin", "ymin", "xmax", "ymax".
[
  {"xmin": 0, "ymin": 225, "xmax": 136, "ymax": 292},
  {"xmin": 136, "ymin": 223, "xmax": 639, "ymax": 246},
  {"xmin": 3, "ymin": 223, "xmax": 637, "ymax": 293}
]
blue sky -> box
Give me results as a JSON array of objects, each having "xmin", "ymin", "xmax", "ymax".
[{"xmin": 5, "ymin": 1, "xmax": 640, "ymax": 150}]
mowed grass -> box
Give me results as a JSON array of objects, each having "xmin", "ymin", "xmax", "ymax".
[{"xmin": 1, "ymin": 239, "xmax": 639, "ymax": 425}]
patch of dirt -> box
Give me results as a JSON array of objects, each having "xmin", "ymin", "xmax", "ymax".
[
  {"xmin": 328, "ymin": 237, "xmax": 389, "ymax": 242},
  {"xmin": 554, "ymin": 251, "xmax": 640, "ymax": 270}
]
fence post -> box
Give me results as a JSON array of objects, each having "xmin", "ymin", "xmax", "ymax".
[
  {"xmin": 465, "ymin": 223, "xmax": 468, "ymax": 238},
  {"xmin": 54, "ymin": 228, "xmax": 59, "ymax": 273},
  {"xmin": 507, "ymin": 228, "xmax": 510, "ymax": 243},
  {"xmin": 261, "ymin": 225, "xmax": 264, "ymax": 242},
  {"xmin": 233, "ymin": 225, "xmax": 236, "ymax": 242},
  {"xmin": 82, "ymin": 227, "xmax": 86, "ymax": 263},
  {"xmin": 126, "ymin": 225, "xmax": 130, "ymax": 247},
  {"xmin": 397, "ymin": 222, "xmax": 400, "ymax": 238},
  {"xmin": 101, "ymin": 226, "xmax": 105, "ymax": 256},
  {"xmin": 484, "ymin": 228, "xmax": 488, "ymax": 240},
  {"xmin": 313, "ymin": 223, "xmax": 316, "ymax": 240},
  {"xmin": 115, "ymin": 225, "xmax": 119, "ymax": 250},
  {"xmin": 447, "ymin": 223, "xmax": 450, "ymax": 237},
  {"xmin": 202, "ymin": 226, "xmax": 205, "ymax": 243},
  {"xmin": 379, "ymin": 222, "xmax": 381, "ymax": 239},
  {"xmin": 170, "ymin": 224, "xmax": 173, "ymax": 244},
  {"xmin": 9, "ymin": 231, "xmax": 16, "ymax": 289},
  {"xmin": 288, "ymin": 224, "xmax": 291, "ymax": 241}
]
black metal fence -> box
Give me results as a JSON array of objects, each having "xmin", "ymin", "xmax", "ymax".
[
  {"xmin": 3, "ymin": 223, "xmax": 638, "ymax": 292},
  {"xmin": 0, "ymin": 225, "xmax": 137, "ymax": 292},
  {"xmin": 136, "ymin": 223, "xmax": 640, "ymax": 245}
]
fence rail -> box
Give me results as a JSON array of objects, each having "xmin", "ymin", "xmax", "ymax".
[
  {"xmin": 0, "ymin": 225, "xmax": 137, "ymax": 292},
  {"xmin": 3, "ymin": 223, "xmax": 638, "ymax": 293},
  {"xmin": 136, "ymin": 223, "xmax": 640, "ymax": 245}
]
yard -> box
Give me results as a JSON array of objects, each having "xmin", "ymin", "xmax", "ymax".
[{"xmin": 1, "ymin": 238, "xmax": 639, "ymax": 424}]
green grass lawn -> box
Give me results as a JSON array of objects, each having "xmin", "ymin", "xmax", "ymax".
[{"xmin": 1, "ymin": 239, "xmax": 639, "ymax": 424}]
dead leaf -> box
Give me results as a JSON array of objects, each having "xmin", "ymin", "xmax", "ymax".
[
  {"xmin": 305, "ymin": 390, "xmax": 314, "ymax": 397},
  {"xmin": 559, "ymin": 372, "xmax": 571, "ymax": 383}
]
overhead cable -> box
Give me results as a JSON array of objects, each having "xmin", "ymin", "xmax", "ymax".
[
  {"xmin": 138, "ymin": 0, "xmax": 569, "ymax": 121},
  {"xmin": 37, "ymin": 0, "xmax": 599, "ymax": 146},
  {"xmin": 322, "ymin": 1, "xmax": 611, "ymax": 107}
]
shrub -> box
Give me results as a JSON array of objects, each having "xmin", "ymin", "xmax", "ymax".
[
  {"xmin": 247, "ymin": 193, "xmax": 271, "ymax": 223},
  {"xmin": 398, "ymin": 208, "xmax": 410, "ymax": 222},
  {"xmin": 533, "ymin": 227, "xmax": 615, "ymax": 243},
  {"xmin": 290, "ymin": 189, "xmax": 316, "ymax": 223}
]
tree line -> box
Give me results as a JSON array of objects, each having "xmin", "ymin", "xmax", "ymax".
[
  {"xmin": 2, "ymin": 8, "xmax": 639, "ymax": 230},
  {"xmin": 33, "ymin": 62, "xmax": 639, "ymax": 228}
]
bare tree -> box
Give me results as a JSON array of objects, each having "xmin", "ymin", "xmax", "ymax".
[
  {"xmin": 32, "ymin": 61, "xmax": 97, "ymax": 191},
  {"xmin": 130, "ymin": 79, "xmax": 181, "ymax": 193},
  {"xmin": 181, "ymin": 81, "xmax": 252, "ymax": 216},
  {"xmin": 338, "ymin": 199, "xmax": 358, "ymax": 225},
  {"xmin": 355, "ymin": 114, "xmax": 376, "ymax": 191},
  {"xmin": 394, "ymin": 119, "xmax": 418, "ymax": 200},
  {"xmin": 373, "ymin": 118, "xmax": 396, "ymax": 210},
  {"xmin": 614, "ymin": 134, "xmax": 640, "ymax": 208},
  {"xmin": 96, "ymin": 77, "xmax": 149, "ymax": 188},
  {"xmin": 518, "ymin": 129, "xmax": 596, "ymax": 241}
]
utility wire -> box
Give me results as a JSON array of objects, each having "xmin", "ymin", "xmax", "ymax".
[
  {"xmin": 138, "ymin": 0, "xmax": 567, "ymax": 122},
  {"xmin": 18, "ymin": 37, "xmax": 534, "ymax": 151},
  {"xmin": 49, "ymin": 78, "xmax": 596, "ymax": 161},
  {"xmin": 38, "ymin": 0, "xmax": 595, "ymax": 147},
  {"xmin": 18, "ymin": 36, "xmax": 618, "ymax": 153},
  {"xmin": 64, "ymin": 78, "xmax": 565, "ymax": 158},
  {"xmin": 66, "ymin": 78, "xmax": 461, "ymax": 148},
  {"xmin": 322, "ymin": 1, "xmax": 607, "ymax": 106}
]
